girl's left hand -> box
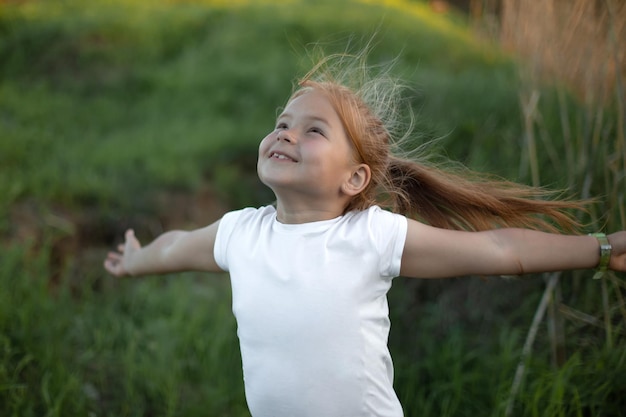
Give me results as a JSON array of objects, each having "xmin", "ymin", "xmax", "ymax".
[{"xmin": 608, "ymin": 231, "xmax": 626, "ymax": 272}]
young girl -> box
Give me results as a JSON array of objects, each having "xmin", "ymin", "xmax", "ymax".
[{"xmin": 104, "ymin": 54, "xmax": 626, "ymax": 417}]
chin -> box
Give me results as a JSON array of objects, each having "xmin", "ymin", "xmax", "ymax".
[{"xmin": 258, "ymin": 171, "xmax": 284, "ymax": 190}]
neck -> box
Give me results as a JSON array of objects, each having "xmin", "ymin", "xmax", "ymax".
[{"xmin": 273, "ymin": 194, "xmax": 349, "ymax": 224}]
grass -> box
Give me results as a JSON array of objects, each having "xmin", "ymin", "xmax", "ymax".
[
  {"xmin": 5, "ymin": 243, "xmax": 623, "ymax": 416},
  {"xmin": 0, "ymin": 0, "xmax": 624, "ymax": 416},
  {"xmin": 0, "ymin": 0, "xmax": 518, "ymax": 217},
  {"xmin": 1, "ymin": 242, "xmax": 246, "ymax": 417}
]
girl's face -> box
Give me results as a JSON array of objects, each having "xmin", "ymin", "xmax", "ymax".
[{"xmin": 257, "ymin": 90, "xmax": 357, "ymax": 203}]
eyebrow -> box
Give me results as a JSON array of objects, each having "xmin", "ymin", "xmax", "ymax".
[{"xmin": 277, "ymin": 112, "xmax": 331, "ymax": 127}]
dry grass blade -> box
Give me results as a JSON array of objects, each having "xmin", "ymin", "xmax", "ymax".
[
  {"xmin": 558, "ymin": 303, "xmax": 604, "ymax": 330},
  {"xmin": 505, "ymin": 272, "xmax": 560, "ymax": 417}
]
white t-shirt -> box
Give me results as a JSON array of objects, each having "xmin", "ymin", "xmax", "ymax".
[{"xmin": 214, "ymin": 205, "xmax": 408, "ymax": 417}]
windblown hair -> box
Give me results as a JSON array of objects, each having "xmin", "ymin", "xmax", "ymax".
[{"xmin": 288, "ymin": 51, "xmax": 587, "ymax": 233}]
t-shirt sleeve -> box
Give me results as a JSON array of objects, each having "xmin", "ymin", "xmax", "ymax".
[
  {"xmin": 368, "ymin": 206, "xmax": 408, "ymax": 279},
  {"xmin": 213, "ymin": 209, "xmax": 245, "ymax": 272}
]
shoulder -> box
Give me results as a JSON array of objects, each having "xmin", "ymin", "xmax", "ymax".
[
  {"xmin": 217, "ymin": 205, "xmax": 276, "ymax": 242},
  {"xmin": 220, "ymin": 205, "xmax": 276, "ymax": 228},
  {"xmin": 214, "ymin": 205, "xmax": 276, "ymax": 271},
  {"xmin": 343, "ymin": 206, "xmax": 408, "ymax": 278},
  {"xmin": 342, "ymin": 206, "xmax": 408, "ymax": 248},
  {"xmin": 345, "ymin": 205, "xmax": 407, "ymax": 232}
]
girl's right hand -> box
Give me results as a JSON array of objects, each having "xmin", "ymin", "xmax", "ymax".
[{"xmin": 104, "ymin": 229, "xmax": 141, "ymax": 277}]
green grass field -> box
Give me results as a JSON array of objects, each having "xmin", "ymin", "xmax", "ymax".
[{"xmin": 1, "ymin": 0, "xmax": 625, "ymax": 416}]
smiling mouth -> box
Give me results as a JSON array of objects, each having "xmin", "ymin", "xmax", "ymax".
[{"xmin": 270, "ymin": 152, "xmax": 297, "ymax": 162}]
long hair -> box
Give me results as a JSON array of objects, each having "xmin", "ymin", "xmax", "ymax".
[{"xmin": 289, "ymin": 51, "xmax": 587, "ymax": 233}]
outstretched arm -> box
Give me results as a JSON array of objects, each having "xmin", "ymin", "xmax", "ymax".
[
  {"xmin": 400, "ymin": 218, "xmax": 626, "ymax": 279},
  {"xmin": 103, "ymin": 220, "xmax": 223, "ymax": 277}
]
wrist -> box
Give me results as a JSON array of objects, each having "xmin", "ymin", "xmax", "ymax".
[{"xmin": 588, "ymin": 233, "xmax": 612, "ymax": 279}]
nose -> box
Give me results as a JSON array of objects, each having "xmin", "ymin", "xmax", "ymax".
[{"xmin": 277, "ymin": 129, "xmax": 295, "ymax": 143}]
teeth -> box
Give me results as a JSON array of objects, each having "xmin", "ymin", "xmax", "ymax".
[{"xmin": 272, "ymin": 153, "xmax": 291, "ymax": 160}]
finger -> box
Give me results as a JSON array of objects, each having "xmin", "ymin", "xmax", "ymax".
[
  {"xmin": 125, "ymin": 229, "xmax": 141, "ymax": 249},
  {"xmin": 107, "ymin": 252, "xmax": 122, "ymax": 261},
  {"xmin": 104, "ymin": 254, "xmax": 119, "ymax": 266},
  {"xmin": 104, "ymin": 257, "xmax": 126, "ymax": 277},
  {"xmin": 117, "ymin": 244, "xmax": 125, "ymax": 252},
  {"xmin": 103, "ymin": 258, "xmax": 119, "ymax": 275}
]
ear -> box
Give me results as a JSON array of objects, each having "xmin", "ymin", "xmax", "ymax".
[{"xmin": 341, "ymin": 164, "xmax": 371, "ymax": 197}]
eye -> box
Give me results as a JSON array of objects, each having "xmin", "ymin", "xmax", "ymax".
[
  {"xmin": 308, "ymin": 126, "xmax": 325, "ymax": 136},
  {"xmin": 276, "ymin": 122, "xmax": 288, "ymax": 130}
]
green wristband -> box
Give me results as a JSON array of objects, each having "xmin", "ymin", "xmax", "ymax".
[{"xmin": 589, "ymin": 233, "xmax": 612, "ymax": 279}]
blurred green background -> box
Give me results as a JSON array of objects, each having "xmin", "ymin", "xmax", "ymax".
[{"xmin": 1, "ymin": 0, "xmax": 625, "ymax": 416}]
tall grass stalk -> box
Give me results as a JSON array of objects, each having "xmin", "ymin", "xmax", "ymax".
[{"xmin": 505, "ymin": 272, "xmax": 560, "ymax": 417}]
